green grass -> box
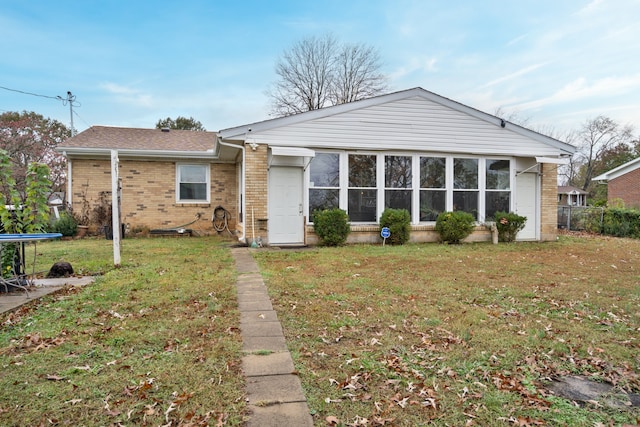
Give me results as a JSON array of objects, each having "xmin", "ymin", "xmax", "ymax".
[
  {"xmin": 3, "ymin": 234, "xmax": 640, "ymax": 426},
  {"xmin": 254, "ymin": 235, "xmax": 640, "ymax": 426},
  {"xmin": 0, "ymin": 236, "xmax": 245, "ymax": 426}
]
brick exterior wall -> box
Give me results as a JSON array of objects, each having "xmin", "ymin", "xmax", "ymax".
[
  {"xmin": 70, "ymin": 159, "xmax": 237, "ymax": 235},
  {"xmin": 540, "ymin": 163, "xmax": 558, "ymax": 241},
  {"xmin": 243, "ymin": 145, "xmax": 269, "ymax": 237},
  {"xmin": 608, "ymin": 167, "xmax": 640, "ymax": 208}
]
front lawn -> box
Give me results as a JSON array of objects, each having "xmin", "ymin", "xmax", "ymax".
[
  {"xmin": 253, "ymin": 235, "xmax": 640, "ymax": 426},
  {"xmin": 0, "ymin": 236, "xmax": 244, "ymax": 426},
  {"xmin": 1, "ymin": 234, "xmax": 638, "ymax": 426}
]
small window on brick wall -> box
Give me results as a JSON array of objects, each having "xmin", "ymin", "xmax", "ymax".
[{"xmin": 176, "ymin": 164, "xmax": 210, "ymax": 203}]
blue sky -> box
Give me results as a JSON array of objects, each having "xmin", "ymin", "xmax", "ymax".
[{"xmin": 1, "ymin": 0, "xmax": 638, "ymax": 137}]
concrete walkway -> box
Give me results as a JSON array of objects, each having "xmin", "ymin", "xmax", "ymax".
[
  {"xmin": 0, "ymin": 276, "xmax": 95, "ymax": 314},
  {"xmin": 231, "ymin": 247, "xmax": 314, "ymax": 427}
]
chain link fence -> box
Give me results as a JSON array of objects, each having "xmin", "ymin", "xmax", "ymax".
[{"xmin": 557, "ymin": 206, "xmax": 605, "ymax": 231}]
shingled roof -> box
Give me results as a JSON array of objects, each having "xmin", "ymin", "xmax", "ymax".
[{"xmin": 61, "ymin": 126, "xmax": 217, "ymax": 151}]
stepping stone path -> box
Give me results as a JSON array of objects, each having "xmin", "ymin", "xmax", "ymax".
[{"xmin": 231, "ymin": 248, "xmax": 314, "ymax": 427}]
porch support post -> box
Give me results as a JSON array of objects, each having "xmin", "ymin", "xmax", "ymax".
[{"xmin": 111, "ymin": 150, "xmax": 121, "ymax": 267}]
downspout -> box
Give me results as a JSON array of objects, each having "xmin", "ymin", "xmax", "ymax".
[
  {"xmin": 64, "ymin": 152, "xmax": 72, "ymax": 206},
  {"xmin": 217, "ymin": 137, "xmax": 246, "ymax": 243}
]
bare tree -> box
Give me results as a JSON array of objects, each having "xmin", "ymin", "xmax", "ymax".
[
  {"xmin": 332, "ymin": 43, "xmax": 387, "ymax": 105},
  {"xmin": 573, "ymin": 116, "xmax": 634, "ymax": 191},
  {"xmin": 268, "ymin": 34, "xmax": 388, "ymax": 117}
]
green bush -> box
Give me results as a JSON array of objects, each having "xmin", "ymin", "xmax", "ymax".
[
  {"xmin": 602, "ymin": 208, "xmax": 640, "ymax": 238},
  {"xmin": 313, "ymin": 208, "xmax": 351, "ymax": 246},
  {"xmin": 379, "ymin": 208, "xmax": 410, "ymax": 245},
  {"xmin": 435, "ymin": 211, "xmax": 475, "ymax": 244},
  {"xmin": 494, "ymin": 211, "xmax": 527, "ymax": 242},
  {"xmin": 50, "ymin": 212, "xmax": 78, "ymax": 237}
]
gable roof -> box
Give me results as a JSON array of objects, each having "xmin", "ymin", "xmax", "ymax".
[
  {"xmin": 220, "ymin": 87, "xmax": 576, "ymax": 158},
  {"xmin": 62, "ymin": 126, "xmax": 217, "ymax": 150},
  {"xmin": 558, "ymin": 185, "xmax": 588, "ymax": 195},
  {"xmin": 56, "ymin": 126, "xmax": 234, "ymax": 160},
  {"xmin": 593, "ymin": 156, "xmax": 640, "ymax": 181}
]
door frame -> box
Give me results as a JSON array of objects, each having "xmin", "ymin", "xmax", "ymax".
[
  {"xmin": 268, "ymin": 166, "xmax": 305, "ymax": 245},
  {"xmin": 515, "ymin": 172, "xmax": 539, "ymax": 241}
]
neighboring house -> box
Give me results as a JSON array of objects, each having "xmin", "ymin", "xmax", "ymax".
[
  {"xmin": 58, "ymin": 87, "xmax": 576, "ymax": 244},
  {"xmin": 593, "ymin": 157, "xmax": 640, "ymax": 208},
  {"xmin": 557, "ymin": 186, "xmax": 588, "ymax": 206}
]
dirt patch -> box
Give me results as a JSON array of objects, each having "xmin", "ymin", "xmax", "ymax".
[{"xmin": 547, "ymin": 375, "xmax": 640, "ymax": 409}]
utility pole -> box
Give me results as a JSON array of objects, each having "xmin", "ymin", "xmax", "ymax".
[{"xmin": 66, "ymin": 91, "xmax": 76, "ymax": 136}]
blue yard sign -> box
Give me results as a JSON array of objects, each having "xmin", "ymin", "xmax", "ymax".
[{"xmin": 381, "ymin": 227, "xmax": 391, "ymax": 245}]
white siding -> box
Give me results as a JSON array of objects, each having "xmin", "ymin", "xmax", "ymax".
[{"xmin": 250, "ymin": 97, "xmax": 562, "ymax": 157}]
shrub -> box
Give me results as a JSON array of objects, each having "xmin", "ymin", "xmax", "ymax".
[
  {"xmin": 435, "ymin": 211, "xmax": 475, "ymax": 244},
  {"xmin": 602, "ymin": 208, "xmax": 640, "ymax": 238},
  {"xmin": 379, "ymin": 208, "xmax": 411, "ymax": 245},
  {"xmin": 50, "ymin": 212, "xmax": 78, "ymax": 237},
  {"xmin": 313, "ymin": 208, "xmax": 351, "ymax": 246},
  {"xmin": 494, "ymin": 211, "xmax": 527, "ymax": 242}
]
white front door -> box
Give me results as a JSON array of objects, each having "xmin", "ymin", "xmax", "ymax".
[
  {"xmin": 269, "ymin": 166, "xmax": 304, "ymax": 245},
  {"xmin": 515, "ymin": 172, "xmax": 538, "ymax": 240}
]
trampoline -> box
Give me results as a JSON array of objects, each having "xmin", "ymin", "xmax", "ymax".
[{"xmin": 0, "ymin": 233, "xmax": 63, "ymax": 297}]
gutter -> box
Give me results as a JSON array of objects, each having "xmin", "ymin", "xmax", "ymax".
[
  {"xmin": 216, "ymin": 137, "xmax": 246, "ymax": 243},
  {"xmin": 56, "ymin": 147, "xmax": 218, "ymax": 159}
]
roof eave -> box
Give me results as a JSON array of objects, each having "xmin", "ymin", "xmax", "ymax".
[
  {"xmin": 56, "ymin": 147, "xmax": 219, "ymax": 160},
  {"xmin": 593, "ymin": 157, "xmax": 640, "ymax": 181}
]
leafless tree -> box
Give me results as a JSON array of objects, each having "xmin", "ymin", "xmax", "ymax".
[
  {"xmin": 332, "ymin": 43, "xmax": 387, "ymax": 105},
  {"xmin": 268, "ymin": 34, "xmax": 388, "ymax": 117},
  {"xmin": 573, "ymin": 116, "xmax": 634, "ymax": 191}
]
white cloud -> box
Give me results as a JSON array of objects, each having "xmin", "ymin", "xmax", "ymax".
[
  {"xmin": 512, "ymin": 74, "xmax": 640, "ymax": 111},
  {"xmin": 577, "ymin": 0, "xmax": 605, "ymax": 15},
  {"xmin": 481, "ymin": 62, "xmax": 549, "ymax": 89},
  {"xmin": 389, "ymin": 56, "xmax": 438, "ymax": 80},
  {"xmin": 99, "ymin": 82, "xmax": 153, "ymax": 108}
]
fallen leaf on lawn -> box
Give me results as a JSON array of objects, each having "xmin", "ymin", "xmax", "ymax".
[
  {"xmin": 65, "ymin": 399, "xmax": 82, "ymax": 405},
  {"xmin": 165, "ymin": 402, "xmax": 177, "ymax": 422},
  {"xmin": 73, "ymin": 365, "xmax": 91, "ymax": 371},
  {"xmin": 109, "ymin": 310, "xmax": 124, "ymax": 319},
  {"xmin": 326, "ymin": 415, "xmax": 339, "ymax": 425},
  {"xmin": 46, "ymin": 374, "xmax": 65, "ymax": 381}
]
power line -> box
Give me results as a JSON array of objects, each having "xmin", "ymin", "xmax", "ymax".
[
  {"xmin": 0, "ymin": 85, "xmax": 61, "ymax": 100},
  {"xmin": 1, "ymin": 85, "xmax": 81, "ymax": 136}
]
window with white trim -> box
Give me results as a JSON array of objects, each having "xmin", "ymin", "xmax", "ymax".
[
  {"xmin": 306, "ymin": 152, "xmax": 512, "ymax": 224},
  {"xmin": 176, "ymin": 164, "xmax": 209, "ymax": 202},
  {"xmin": 309, "ymin": 153, "xmax": 340, "ymax": 217},
  {"xmin": 348, "ymin": 154, "xmax": 377, "ymax": 222},
  {"xmin": 453, "ymin": 158, "xmax": 479, "ymax": 219},
  {"xmin": 419, "ymin": 157, "xmax": 446, "ymax": 221},
  {"xmin": 485, "ymin": 159, "xmax": 511, "ymax": 218},
  {"xmin": 385, "ymin": 155, "xmax": 412, "ymax": 212}
]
